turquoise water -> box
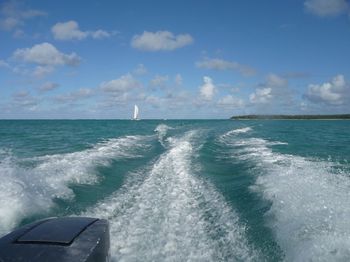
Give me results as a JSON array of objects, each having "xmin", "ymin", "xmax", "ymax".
[{"xmin": 0, "ymin": 120, "xmax": 349, "ymax": 261}]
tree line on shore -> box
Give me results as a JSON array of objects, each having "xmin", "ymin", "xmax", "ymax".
[{"xmin": 230, "ymin": 114, "xmax": 350, "ymax": 120}]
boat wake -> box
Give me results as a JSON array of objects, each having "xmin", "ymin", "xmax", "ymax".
[
  {"xmin": 0, "ymin": 135, "xmax": 150, "ymax": 235},
  {"xmin": 222, "ymin": 133, "xmax": 350, "ymax": 261},
  {"xmin": 221, "ymin": 127, "xmax": 252, "ymax": 139},
  {"xmin": 84, "ymin": 131, "xmax": 259, "ymax": 261},
  {"xmin": 154, "ymin": 124, "xmax": 173, "ymax": 147}
]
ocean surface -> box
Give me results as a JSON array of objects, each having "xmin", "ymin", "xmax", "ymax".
[{"xmin": 0, "ymin": 120, "xmax": 349, "ymax": 261}]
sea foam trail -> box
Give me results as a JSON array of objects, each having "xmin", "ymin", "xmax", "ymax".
[
  {"xmin": 84, "ymin": 131, "xmax": 259, "ymax": 262},
  {"xmin": 154, "ymin": 124, "xmax": 173, "ymax": 147},
  {"xmin": 224, "ymin": 135, "xmax": 350, "ymax": 261},
  {"xmin": 221, "ymin": 127, "xmax": 252, "ymax": 139},
  {"xmin": 0, "ymin": 135, "xmax": 150, "ymax": 235}
]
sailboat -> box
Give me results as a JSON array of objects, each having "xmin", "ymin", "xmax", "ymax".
[{"xmin": 132, "ymin": 104, "xmax": 140, "ymax": 120}]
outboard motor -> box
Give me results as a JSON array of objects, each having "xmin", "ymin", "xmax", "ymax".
[{"xmin": 0, "ymin": 217, "xmax": 110, "ymax": 262}]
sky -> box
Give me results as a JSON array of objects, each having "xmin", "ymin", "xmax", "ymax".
[{"xmin": 0, "ymin": 0, "xmax": 349, "ymax": 119}]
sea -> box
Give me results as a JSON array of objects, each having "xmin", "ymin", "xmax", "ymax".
[{"xmin": 0, "ymin": 119, "xmax": 349, "ymax": 261}]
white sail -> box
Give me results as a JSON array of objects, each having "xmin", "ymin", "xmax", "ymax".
[{"xmin": 133, "ymin": 105, "xmax": 139, "ymax": 120}]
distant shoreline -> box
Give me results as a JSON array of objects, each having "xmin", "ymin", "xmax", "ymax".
[{"xmin": 230, "ymin": 114, "xmax": 350, "ymax": 120}]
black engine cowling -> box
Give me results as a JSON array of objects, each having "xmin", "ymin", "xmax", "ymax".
[{"xmin": 0, "ymin": 217, "xmax": 110, "ymax": 262}]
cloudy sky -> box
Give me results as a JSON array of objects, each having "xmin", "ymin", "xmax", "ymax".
[{"xmin": 1, "ymin": 0, "xmax": 349, "ymax": 119}]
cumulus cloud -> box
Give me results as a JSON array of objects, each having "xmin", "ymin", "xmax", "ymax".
[
  {"xmin": 217, "ymin": 95, "xmax": 245, "ymax": 108},
  {"xmin": 133, "ymin": 64, "xmax": 147, "ymax": 75},
  {"xmin": 249, "ymin": 87, "xmax": 273, "ymax": 104},
  {"xmin": 196, "ymin": 57, "xmax": 256, "ymax": 76},
  {"xmin": 52, "ymin": 21, "xmax": 87, "ymax": 40},
  {"xmin": 38, "ymin": 82, "xmax": 59, "ymax": 92},
  {"xmin": 304, "ymin": 0, "xmax": 349, "ymax": 17},
  {"xmin": 150, "ymin": 75, "xmax": 168, "ymax": 88},
  {"xmin": 32, "ymin": 65, "xmax": 54, "ymax": 78},
  {"xmin": 90, "ymin": 29, "xmax": 112, "ymax": 39},
  {"xmin": 304, "ymin": 74, "xmax": 349, "ymax": 105},
  {"xmin": 145, "ymin": 90, "xmax": 191, "ymax": 109},
  {"xmin": 12, "ymin": 90, "xmax": 38, "ymax": 110},
  {"xmin": 145, "ymin": 95, "xmax": 163, "ymax": 108},
  {"xmin": 131, "ymin": 30, "xmax": 193, "ymax": 51},
  {"xmin": 265, "ymin": 73, "xmax": 288, "ymax": 87},
  {"xmin": 12, "ymin": 42, "xmax": 80, "ymax": 78},
  {"xmin": 0, "ymin": 0, "xmax": 46, "ymax": 31},
  {"xmin": 249, "ymin": 74, "xmax": 294, "ymax": 107},
  {"xmin": 100, "ymin": 74, "xmax": 141, "ymax": 93},
  {"xmin": 13, "ymin": 42, "xmax": 81, "ymax": 66},
  {"xmin": 55, "ymin": 88, "xmax": 93, "ymax": 103},
  {"xmin": 217, "ymin": 83, "xmax": 241, "ymax": 93},
  {"xmin": 51, "ymin": 20, "xmax": 112, "ymax": 40},
  {"xmin": 199, "ymin": 76, "xmax": 216, "ymax": 101}
]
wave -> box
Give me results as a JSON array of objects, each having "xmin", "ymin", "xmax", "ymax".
[
  {"xmin": 224, "ymin": 127, "xmax": 252, "ymax": 136},
  {"xmin": 84, "ymin": 131, "xmax": 259, "ymax": 261},
  {"xmin": 154, "ymin": 124, "xmax": 173, "ymax": 147},
  {"xmin": 0, "ymin": 154, "xmax": 49, "ymax": 236},
  {"xmin": 0, "ymin": 135, "xmax": 150, "ymax": 235},
  {"xmin": 229, "ymin": 137, "xmax": 350, "ymax": 260}
]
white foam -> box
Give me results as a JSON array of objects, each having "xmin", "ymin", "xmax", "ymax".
[
  {"xmin": 0, "ymin": 135, "xmax": 150, "ymax": 235},
  {"xmin": 0, "ymin": 155, "xmax": 51, "ymax": 235},
  {"xmin": 154, "ymin": 124, "xmax": 173, "ymax": 147},
  {"xmin": 221, "ymin": 127, "xmax": 252, "ymax": 138},
  {"xmin": 33, "ymin": 136, "xmax": 150, "ymax": 196},
  {"xmin": 230, "ymin": 137, "xmax": 350, "ymax": 261},
  {"xmin": 233, "ymin": 138, "xmax": 287, "ymax": 147},
  {"xmin": 84, "ymin": 132, "xmax": 258, "ymax": 261}
]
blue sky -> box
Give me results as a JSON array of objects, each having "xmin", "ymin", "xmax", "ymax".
[{"xmin": 0, "ymin": 0, "xmax": 349, "ymax": 119}]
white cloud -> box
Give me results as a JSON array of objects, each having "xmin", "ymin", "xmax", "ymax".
[
  {"xmin": 12, "ymin": 28, "xmax": 24, "ymax": 38},
  {"xmin": 150, "ymin": 75, "xmax": 168, "ymax": 88},
  {"xmin": 90, "ymin": 29, "xmax": 111, "ymax": 39},
  {"xmin": 32, "ymin": 65, "xmax": 54, "ymax": 78},
  {"xmin": 100, "ymin": 74, "xmax": 141, "ymax": 93},
  {"xmin": 249, "ymin": 74, "xmax": 292, "ymax": 105},
  {"xmin": 199, "ymin": 76, "xmax": 216, "ymax": 101},
  {"xmin": 304, "ymin": 0, "xmax": 349, "ymax": 17},
  {"xmin": 217, "ymin": 95, "xmax": 245, "ymax": 108},
  {"xmin": 38, "ymin": 82, "xmax": 59, "ymax": 92},
  {"xmin": 131, "ymin": 30, "xmax": 193, "ymax": 51},
  {"xmin": 133, "ymin": 64, "xmax": 147, "ymax": 75},
  {"xmin": 52, "ymin": 21, "xmax": 87, "ymax": 40},
  {"xmin": 175, "ymin": 74, "xmax": 183, "ymax": 86},
  {"xmin": 304, "ymin": 74, "xmax": 349, "ymax": 105},
  {"xmin": 145, "ymin": 90, "xmax": 191, "ymax": 109},
  {"xmin": 55, "ymin": 88, "xmax": 93, "ymax": 103},
  {"xmin": 13, "ymin": 90, "xmax": 29, "ymax": 98},
  {"xmin": 98, "ymin": 92, "xmax": 131, "ymax": 108},
  {"xmin": 11, "ymin": 65, "xmax": 27, "ymax": 75},
  {"xmin": 217, "ymin": 83, "xmax": 241, "ymax": 93},
  {"xmin": 196, "ymin": 57, "xmax": 256, "ymax": 76},
  {"xmin": 0, "ymin": 0, "xmax": 46, "ymax": 31},
  {"xmin": 145, "ymin": 95, "xmax": 163, "ymax": 108},
  {"xmin": 13, "ymin": 42, "xmax": 81, "ymax": 66},
  {"xmin": 0, "ymin": 16, "xmax": 18, "ymax": 30},
  {"xmin": 12, "ymin": 90, "xmax": 39, "ymax": 110},
  {"xmin": 51, "ymin": 20, "xmax": 112, "ymax": 40},
  {"xmin": 266, "ymin": 73, "xmax": 288, "ymax": 87},
  {"xmin": 12, "ymin": 43, "xmax": 80, "ymax": 78},
  {"xmin": 0, "ymin": 59, "xmax": 10, "ymax": 68},
  {"xmin": 249, "ymin": 87, "xmax": 272, "ymax": 104}
]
